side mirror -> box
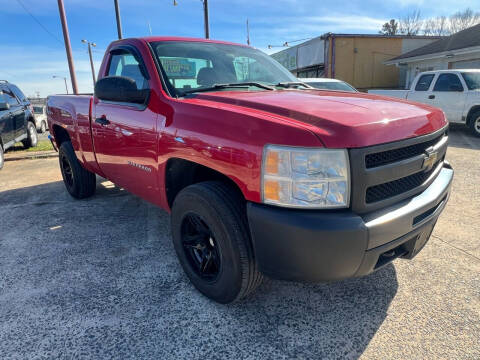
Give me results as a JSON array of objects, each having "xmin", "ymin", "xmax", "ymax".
[
  {"xmin": 0, "ymin": 94, "xmax": 9, "ymax": 111},
  {"xmin": 94, "ymin": 76, "xmax": 149, "ymax": 104},
  {"xmin": 449, "ymin": 84, "xmax": 463, "ymax": 92}
]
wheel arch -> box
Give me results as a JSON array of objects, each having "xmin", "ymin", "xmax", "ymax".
[
  {"xmin": 51, "ymin": 124, "xmax": 72, "ymax": 147},
  {"xmin": 466, "ymin": 105, "xmax": 480, "ymax": 124},
  {"xmin": 165, "ymin": 158, "xmax": 246, "ymax": 209}
]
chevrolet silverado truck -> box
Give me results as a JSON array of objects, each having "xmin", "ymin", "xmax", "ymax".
[
  {"xmin": 369, "ymin": 70, "xmax": 480, "ymax": 137},
  {"xmin": 47, "ymin": 37, "xmax": 453, "ymax": 303}
]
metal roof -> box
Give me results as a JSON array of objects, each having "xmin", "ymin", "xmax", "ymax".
[{"xmin": 389, "ymin": 23, "xmax": 480, "ymax": 62}]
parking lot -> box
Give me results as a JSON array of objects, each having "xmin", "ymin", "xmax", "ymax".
[{"xmin": 0, "ymin": 125, "xmax": 478, "ymax": 359}]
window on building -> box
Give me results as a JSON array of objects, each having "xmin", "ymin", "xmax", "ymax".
[
  {"xmin": 415, "ymin": 74, "xmax": 434, "ymax": 91},
  {"xmin": 433, "ymin": 73, "xmax": 463, "ymax": 92}
]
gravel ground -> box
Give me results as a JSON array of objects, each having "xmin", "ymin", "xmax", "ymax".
[{"xmin": 0, "ymin": 125, "xmax": 478, "ymax": 359}]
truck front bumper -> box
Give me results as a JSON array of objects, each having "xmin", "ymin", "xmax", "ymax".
[{"xmin": 247, "ymin": 163, "xmax": 454, "ymax": 282}]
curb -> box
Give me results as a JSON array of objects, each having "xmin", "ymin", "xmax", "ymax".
[{"xmin": 4, "ymin": 151, "xmax": 58, "ymax": 162}]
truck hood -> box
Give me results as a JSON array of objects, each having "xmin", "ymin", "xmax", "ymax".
[{"xmin": 194, "ymin": 90, "xmax": 447, "ymax": 148}]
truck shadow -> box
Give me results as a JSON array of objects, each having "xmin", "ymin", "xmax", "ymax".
[
  {"xmin": 230, "ymin": 264, "xmax": 398, "ymax": 358},
  {"xmin": 448, "ymin": 124, "xmax": 480, "ymax": 150},
  {"xmin": 0, "ymin": 178, "xmax": 397, "ymax": 359}
]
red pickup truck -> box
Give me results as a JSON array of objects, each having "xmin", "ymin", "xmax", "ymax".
[{"xmin": 48, "ymin": 37, "xmax": 453, "ymax": 303}]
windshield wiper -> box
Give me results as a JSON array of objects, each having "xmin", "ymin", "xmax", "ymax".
[
  {"xmin": 181, "ymin": 82, "xmax": 275, "ymax": 95},
  {"xmin": 274, "ymin": 82, "xmax": 313, "ymax": 89}
]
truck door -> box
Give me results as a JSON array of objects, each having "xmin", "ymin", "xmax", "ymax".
[
  {"xmin": 0, "ymin": 86, "xmax": 24, "ymax": 141},
  {"xmin": 91, "ymin": 47, "xmax": 159, "ymax": 200},
  {"xmin": 428, "ymin": 73, "xmax": 466, "ymax": 123},
  {"xmin": 406, "ymin": 73, "xmax": 435, "ymax": 104}
]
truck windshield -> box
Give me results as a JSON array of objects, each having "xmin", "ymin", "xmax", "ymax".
[
  {"xmin": 461, "ymin": 72, "xmax": 480, "ymax": 90},
  {"xmin": 150, "ymin": 41, "xmax": 298, "ymax": 95}
]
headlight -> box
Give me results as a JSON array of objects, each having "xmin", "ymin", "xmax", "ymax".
[{"xmin": 262, "ymin": 145, "xmax": 350, "ymax": 209}]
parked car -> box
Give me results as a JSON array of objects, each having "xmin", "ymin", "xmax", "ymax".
[
  {"xmin": 299, "ymin": 78, "xmax": 357, "ymax": 92},
  {"xmin": 0, "ymin": 80, "xmax": 38, "ymax": 169},
  {"xmin": 48, "ymin": 37, "xmax": 453, "ymax": 303},
  {"xmin": 369, "ymin": 70, "xmax": 480, "ymax": 137},
  {"xmin": 32, "ymin": 105, "xmax": 48, "ymax": 133}
]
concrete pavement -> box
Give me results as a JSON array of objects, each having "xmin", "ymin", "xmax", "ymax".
[{"xmin": 0, "ymin": 126, "xmax": 478, "ymax": 359}]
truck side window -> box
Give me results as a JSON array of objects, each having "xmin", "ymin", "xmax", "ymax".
[
  {"xmin": 1, "ymin": 88, "xmax": 19, "ymax": 106},
  {"xmin": 433, "ymin": 74, "xmax": 463, "ymax": 92},
  {"xmin": 107, "ymin": 53, "xmax": 149, "ymax": 90},
  {"xmin": 9, "ymin": 84, "xmax": 28, "ymax": 103},
  {"xmin": 415, "ymin": 74, "xmax": 434, "ymax": 91}
]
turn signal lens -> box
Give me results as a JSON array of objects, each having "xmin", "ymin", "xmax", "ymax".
[
  {"xmin": 265, "ymin": 151, "xmax": 279, "ymax": 175},
  {"xmin": 263, "ymin": 180, "xmax": 280, "ymax": 201}
]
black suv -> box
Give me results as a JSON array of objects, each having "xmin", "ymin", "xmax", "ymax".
[{"xmin": 0, "ymin": 80, "xmax": 38, "ymax": 169}]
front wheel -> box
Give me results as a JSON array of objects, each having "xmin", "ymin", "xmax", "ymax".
[
  {"xmin": 171, "ymin": 181, "xmax": 262, "ymax": 303},
  {"xmin": 468, "ymin": 111, "xmax": 480, "ymax": 137},
  {"xmin": 22, "ymin": 122, "xmax": 38, "ymax": 149},
  {"xmin": 59, "ymin": 141, "xmax": 96, "ymax": 199}
]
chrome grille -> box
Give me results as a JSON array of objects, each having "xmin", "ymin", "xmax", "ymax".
[
  {"xmin": 366, "ymin": 160, "xmax": 441, "ymax": 203},
  {"xmin": 349, "ymin": 127, "xmax": 448, "ymax": 214},
  {"xmin": 365, "ymin": 134, "xmax": 444, "ymax": 169}
]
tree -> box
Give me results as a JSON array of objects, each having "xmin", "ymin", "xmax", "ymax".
[
  {"xmin": 424, "ymin": 16, "xmax": 449, "ymax": 36},
  {"xmin": 399, "ymin": 10, "xmax": 423, "ymax": 35},
  {"xmin": 449, "ymin": 8, "xmax": 480, "ymax": 34},
  {"xmin": 379, "ymin": 19, "xmax": 399, "ymax": 35}
]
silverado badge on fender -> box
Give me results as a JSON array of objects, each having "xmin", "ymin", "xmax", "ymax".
[{"xmin": 127, "ymin": 161, "xmax": 152, "ymax": 173}]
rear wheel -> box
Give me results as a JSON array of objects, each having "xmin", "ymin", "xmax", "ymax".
[
  {"xmin": 171, "ymin": 181, "xmax": 262, "ymax": 303},
  {"xmin": 468, "ymin": 110, "xmax": 480, "ymax": 137},
  {"xmin": 40, "ymin": 121, "xmax": 47, "ymax": 133},
  {"xmin": 22, "ymin": 122, "xmax": 38, "ymax": 149},
  {"xmin": 59, "ymin": 141, "xmax": 96, "ymax": 199}
]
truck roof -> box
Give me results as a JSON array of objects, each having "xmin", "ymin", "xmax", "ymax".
[
  {"xmin": 112, "ymin": 36, "xmax": 252, "ymax": 48},
  {"xmin": 418, "ymin": 69, "xmax": 480, "ymax": 75}
]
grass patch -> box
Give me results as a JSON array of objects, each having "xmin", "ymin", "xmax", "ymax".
[{"xmin": 8, "ymin": 140, "xmax": 54, "ymax": 153}]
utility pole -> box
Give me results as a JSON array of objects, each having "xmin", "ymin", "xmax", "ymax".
[
  {"xmin": 82, "ymin": 40, "xmax": 97, "ymax": 87},
  {"xmin": 57, "ymin": 0, "xmax": 78, "ymax": 94},
  {"xmin": 202, "ymin": 0, "xmax": 209, "ymax": 39},
  {"xmin": 246, "ymin": 19, "xmax": 250, "ymax": 45},
  {"xmin": 53, "ymin": 75, "xmax": 69, "ymax": 94},
  {"xmin": 114, "ymin": 0, "xmax": 123, "ymax": 39},
  {"xmin": 173, "ymin": 1, "xmax": 209, "ymax": 39}
]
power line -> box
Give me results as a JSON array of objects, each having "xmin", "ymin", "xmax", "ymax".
[{"xmin": 15, "ymin": 0, "xmax": 63, "ymax": 45}]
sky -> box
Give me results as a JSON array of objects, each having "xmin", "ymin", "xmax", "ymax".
[{"xmin": 0, "ymin": 0, "xmax": 476, "ymax": 97}]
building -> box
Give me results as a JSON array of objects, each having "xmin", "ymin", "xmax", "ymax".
[
  {"xmin": 271, "ymin": 34, "xmax": 441, "ymax": 90},
  {"xmin": 385, "ymin": 24, "xmax": 480, "ymax": 89}
]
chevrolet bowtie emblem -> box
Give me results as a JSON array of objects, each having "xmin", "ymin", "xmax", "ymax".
[{"xmin": 422, "ymin": 147, "xmax": 438, "ymax": 171}]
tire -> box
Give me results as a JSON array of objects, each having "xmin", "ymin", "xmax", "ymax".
[
  {"xmin": 468, "ymin": 110, "xmax": 480, "ymax": 137},
  {"xmin": 58, "ymin": 141, "xmax": 96, "ymax": 199},
  {"xmin": 40, "ymin": 121, "xmax": 47, "ymax": 133},
  {"xmin": 171, "ymin": 181, "xmax": 262, "ymax": 303},
  {"xmin": 0, "ymin": 144, "xmax": 4, "ymax": 170},
  {"xmin": 22, "ymin": 122, "xmax": 38, "ymax": 149}
]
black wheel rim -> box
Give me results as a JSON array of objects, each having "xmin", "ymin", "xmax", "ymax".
[
  {"xmin": 181, "ymin": 213, "xmax": 221, "ymax": 281},
  {"xmin": 60, "ymin": 154, "xmax": 74, "ymax": 187}
]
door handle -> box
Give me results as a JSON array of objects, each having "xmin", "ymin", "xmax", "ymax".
[
  {"xmin": 95, "ymin": 116, "xmax": 110, "ymax": 126},
  {"xmin": 428, "ymin": 95, "xmax": 435, "ymax": 99}
]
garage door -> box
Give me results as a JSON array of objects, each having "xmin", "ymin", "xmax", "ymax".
[{"xmin": 451, "ymin": 59, "xmax": 480, "ymax": 69}]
